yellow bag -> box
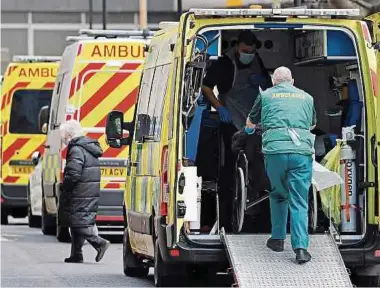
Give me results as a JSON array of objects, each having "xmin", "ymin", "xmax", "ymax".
[{"xmin": 319, "ymin": 142, "xmax": 342, "ymax": 225}]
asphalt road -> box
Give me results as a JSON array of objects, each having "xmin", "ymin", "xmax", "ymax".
[
  {"xmin": 0, "ymin": 217, "xmax": 153, "ymax": 287},
  {"xmin": 1, "ymin": 217, "xmax": 232, "ymax": 287}
]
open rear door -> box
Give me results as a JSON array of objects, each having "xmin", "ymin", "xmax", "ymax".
[
  {"xmin": 368, "ymin": 12, "xmax": 380, "ymax": 224},
  {"xmin": 375, "ymin": 15, "xmax": 380, "ymax": 223}
]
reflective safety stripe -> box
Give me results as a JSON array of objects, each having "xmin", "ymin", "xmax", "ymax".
[{"xmin": 1, "ymin": 62, "xmax": 58, "ymax": 186}]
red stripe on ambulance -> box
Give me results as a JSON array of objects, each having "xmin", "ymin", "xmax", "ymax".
[
  {"xmin": 2, "ymin": 138, "xmax": 30, "ymax": 164},
  {"xmin": 69, "ymin": 63, "xmax": 105, "ymax": 99}
]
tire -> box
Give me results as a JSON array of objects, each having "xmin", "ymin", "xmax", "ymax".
[
  {"xmin": 1, "ymin": 210, "xmax": 8, "ymax": 225},
  {"xmin": 232, "ymin": 167, "xmax": 246, "ymax": 234},
  {"xmin": 123, "ymin": 228, "xmax": 149, "ymax": 277},
  {"xmin": 41, "ymin": 200, "xmax": 56, "ymax": 235},
  {"xmin": 56, "ymin": 225, "xmax": 71, "ymax": 242},
  {"xmin": 28, "ymin": 205, "xmax": 41, "ymax": 228},
  {"xmin": 364, "ymin": 276, "xmax": 380, "ymax": 287}
]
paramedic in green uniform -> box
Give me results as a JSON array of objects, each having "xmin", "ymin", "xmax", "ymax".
[{"xmin": 247, "ymin": 67, "xmax": 317, "ymax": 264}]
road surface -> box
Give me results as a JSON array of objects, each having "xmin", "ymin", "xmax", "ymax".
[{"xmin": 1, "ymin": 217, "xmax": 231, "ymax": 287}]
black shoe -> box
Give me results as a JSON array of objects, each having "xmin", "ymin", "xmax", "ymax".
[
  {"xmin": 295, "ymin": 249, "xmax": 312, "ymax": 264},
  {"xmin": 64, "ymin": 255, "xmax": 83, "ymax": 263},
  {"xmin": 95, "ymin": 240, "xmax": 110, "ymax": 262},
  {"xmin": 266, "ymin": 238, "xmax": 284, "ymax": 252}
]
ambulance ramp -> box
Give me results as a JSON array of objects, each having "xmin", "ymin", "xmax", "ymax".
[{"xmin": 221, "ymin": 233, "xmax": 352, "ymax": 287}]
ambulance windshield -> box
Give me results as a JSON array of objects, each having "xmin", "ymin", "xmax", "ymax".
[{"xmin": 9, "ymin": 89, "xmax": 52, "ymax": 134}]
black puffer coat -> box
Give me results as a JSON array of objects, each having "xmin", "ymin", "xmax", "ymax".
[{"xmin": 59, "ymin": 136, "xmax": 103, "ymax": 227}]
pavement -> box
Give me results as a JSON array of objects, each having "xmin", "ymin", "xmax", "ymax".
[{"xmin": 1, "ymin": 217, "xmax": 232, "ymax": 287}]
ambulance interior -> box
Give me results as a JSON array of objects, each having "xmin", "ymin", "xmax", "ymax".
[{"xmin": 182, "ymin": 26, "xmax": 367, "ymax": 244}]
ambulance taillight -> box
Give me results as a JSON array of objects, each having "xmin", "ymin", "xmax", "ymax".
[{"xmin": 160, "ymin": 146, "xmax": 169, "ymax": 216}]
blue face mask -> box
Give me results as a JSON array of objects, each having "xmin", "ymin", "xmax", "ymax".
[{"xmin": 239, "ymin": 52, "xmax": 255, "ymax": 65}]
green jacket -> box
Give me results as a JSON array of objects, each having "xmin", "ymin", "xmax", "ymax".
[{"xmin": 249, "ymin": 82, "xmax": 317, "ymax": 155}]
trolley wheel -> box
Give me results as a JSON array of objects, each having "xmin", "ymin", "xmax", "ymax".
[
  {"xmin": 308, "ymin": 186, "xmax": 318, "ymax": 234},
  {"xmin": 232, "ymin": 167, "xmax": 246, "ymax": 234}
]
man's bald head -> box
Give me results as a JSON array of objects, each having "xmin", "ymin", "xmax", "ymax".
[{"xmin": 272, "ymin": 66, "xmax": 294, "ymax": 86}]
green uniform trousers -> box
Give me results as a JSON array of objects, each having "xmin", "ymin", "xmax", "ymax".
[{"xmin": 264, "ymin": 153, "xmax": 313, "ymax": 249}]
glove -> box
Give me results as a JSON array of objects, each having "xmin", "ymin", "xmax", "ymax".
[
  {"xmin": 216, "ymin": 106, "xmax": 232, "ymax": 123},
  {"xmin": 244, "ymin": 126, "xmax": 255, "ymax": 135}
]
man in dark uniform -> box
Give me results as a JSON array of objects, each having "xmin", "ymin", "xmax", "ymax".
[{"xmin": 201, "ymin": 30, "xmax": 272, "ymax": 231}]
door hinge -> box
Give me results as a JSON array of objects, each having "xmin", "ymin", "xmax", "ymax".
[
  {"xmin": 358, "ymin": 182, "xmax": 376, "ymax": 190},
  {"xmin": 177, "ymin": 201, "xmax": 186, "ymax": 218},
  {"xmin": 178, "ymin": 173, "xmax": 185, "ymax": 195}
]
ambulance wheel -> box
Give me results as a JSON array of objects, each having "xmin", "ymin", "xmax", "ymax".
[
  {"xmin": 28, "ymin": 205, "xmax": 41, "ymax": 228},
  {"xmin": 56, "ymin": 225, "xmax": 71, "ymax": 243},
  {"xmin": 41, "ymin": 200, "xmax": 56, "ymax": 235},
  {"xmin": 123, "ymin": 228, "xmax": 149, "ymax": 277},
  {"xmin": 232, "ymin": 168, "xmax": 246, "ymax": 234},
  {"xmin": 1, "ymin": 211, "xmax": 8, "ymax": 225}
]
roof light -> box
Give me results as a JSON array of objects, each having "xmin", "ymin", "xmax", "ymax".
[
  {"xmin": 78, "ymin": 29, "xmax": 155, "ymax": 38},
  {"xmin": 189, "ymin": 8, "xmax": 360, "ymax": 18},
  {"xmin": 12, "ymin": 55, "xmax": 62, "ymax": 63}
]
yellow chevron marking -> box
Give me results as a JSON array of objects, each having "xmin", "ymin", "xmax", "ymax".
[
  {"xmin": 69, "ymin": 65, "xmax": 114, "ymax": 108},
  {"xmin": 80, "ymin": 68, "xmax": 141, "ymax": 127}
]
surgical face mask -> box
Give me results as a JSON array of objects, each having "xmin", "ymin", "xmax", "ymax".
[{"xmin": 239, "ymin": 52, "xmax": 255, "ymax": 65}]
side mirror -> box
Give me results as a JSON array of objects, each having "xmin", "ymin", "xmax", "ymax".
[
  {"xmin": 105, "ymin": 110, "xmax": 131, "ymax": 148},
  {"xmin": 31, "ymin": 151, "xmax": 41, "ymax": 166},
  {"xmin": 38, "ymin": 105, "xmax": 50, "ymax": 134}
]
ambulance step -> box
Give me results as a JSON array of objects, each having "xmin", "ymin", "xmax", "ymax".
[{"xmin": 221, "ymin": 232, "xmax": 352, "ymax": 287}]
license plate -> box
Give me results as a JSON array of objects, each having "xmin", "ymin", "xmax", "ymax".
[
  {"xmin": 11, "ymin": 166, "xmax": 34, "ymax": 175},
  {"xmin": 101, "ymin": 167, "xmax": 126, "ymax": 177}
]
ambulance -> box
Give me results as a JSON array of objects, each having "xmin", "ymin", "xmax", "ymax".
[
  {"xmin": 105, "ymin": 9, "xmax": 380, "ymax": 287},
  {"xmin": 33, "ymin": 29, "xmax": 151, "ymax": 242},
  {"xmin": 1, "ymin": 56, "xmax": 60, "ymax": 225}
]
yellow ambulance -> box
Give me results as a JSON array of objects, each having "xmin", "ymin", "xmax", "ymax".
[
  {"xmin": 34, "ymin": 30, "xmax": 151, "ymax": 242},
  {"xmin": 1, "ymin": 56, "xmax": 60, "ymax": 225},
  {"xmin": 105, "ymin": 10, "xmax": 380, "ymax": 287}
]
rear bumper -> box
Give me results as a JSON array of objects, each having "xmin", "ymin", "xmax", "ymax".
[
  {"xmin": 1, "ymin": 184, "xmax": 28, "ymax": 210},
  {"xmin": 96, "ymin": 189, "xmax": 124, "ymax": 233},
  {"xmin": 340, "ymin": 225, "xmax": 380, "ymax": 276},
  {"xmin": 156, "ymin": 216, "xmax": 227, "ymax": 265}
]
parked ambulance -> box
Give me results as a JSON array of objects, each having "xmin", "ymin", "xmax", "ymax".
[
  {"xmin": 31, "ymin": 29, "xmax": 151, "ymax": 242},
  {"xmin": 105, "ymin": 9, "xmax": 380, "ymax": 287},
  {"xmin": 0, "ymin": 56, "xmax": 60, "ymax": 225}
]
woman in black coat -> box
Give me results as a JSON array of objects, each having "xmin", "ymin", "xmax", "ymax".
[{"xmin": 59, "ymin": 120, "xmax": 110, "ymax": 263}]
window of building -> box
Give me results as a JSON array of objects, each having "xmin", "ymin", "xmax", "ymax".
[{"xmin": 9, "ymin": 89, "xmax": 53, "ymax": 134}]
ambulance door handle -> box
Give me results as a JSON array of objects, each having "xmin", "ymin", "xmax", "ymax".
[{"xmin": 129, "ymin": 161, "xmax": 138, "ymax": 167}]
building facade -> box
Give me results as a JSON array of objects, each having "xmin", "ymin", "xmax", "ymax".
[
  {"xmin": 1, "ymin": 0, "xmax": 180, "ymax": 73},
  {"xmin": 1, "ymin": 0, "xmax": 375, "ymax": 74}
]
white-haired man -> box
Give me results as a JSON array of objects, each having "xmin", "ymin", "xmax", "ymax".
[
  {"xmin": 246, "ymin": 67, "xmax": 317, "ymax": 264},
  {"xmin": 59, "ymin": 120, "xmax": 110, "ymax": 263}
]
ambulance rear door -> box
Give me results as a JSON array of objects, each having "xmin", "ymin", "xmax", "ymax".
[
  {"xmin": 372, "ymin": 13, "xmax": 380, "ymax": 225},
  {"xmin": 72, "ymin": 40, "xmax": 144, "ymax": 204}
]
